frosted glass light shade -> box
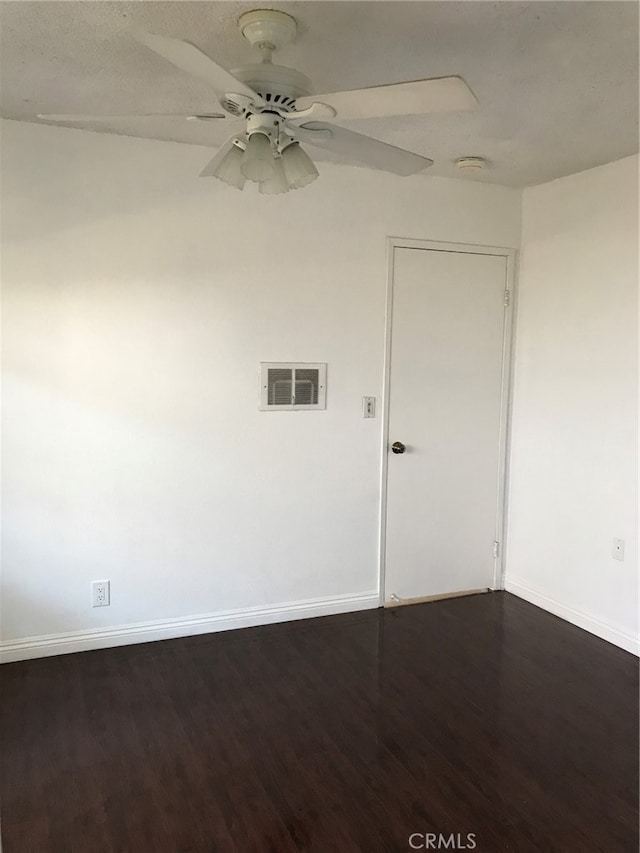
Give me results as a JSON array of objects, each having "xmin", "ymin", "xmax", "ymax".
[
  {"xmin": 207, "ymin": 143, "xmax": 246, "ymax": 190},
  {"xmin": 282, "ymin": 142, "xmax": 319, "ymax": 189},
  {"xmin": 241, "ymin": 132, "xmax": 275, "ymax": 182},
  {"xmin": 259, "ymin": 156, "xmax": 290, "ymax": 195}
]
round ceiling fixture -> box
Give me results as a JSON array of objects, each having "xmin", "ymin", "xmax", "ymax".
[
  {"xmin": 456, "ymin": 156, "xmax": 487, "ymax": 171},
  {"xmin": 238, "ymin": 10, "xmax": 297, "ymax": 53}
]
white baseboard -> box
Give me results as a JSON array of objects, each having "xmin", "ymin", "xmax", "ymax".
[
  {"xmin": 0, "ymin": 590, "xmax": 379, "ymax": 663},
  {"xmin": 505, "ymin": 576, "xmax": 639, "ymax": 656}
]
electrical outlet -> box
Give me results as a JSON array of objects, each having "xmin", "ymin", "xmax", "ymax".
[
  {"xmin": 92, "ymin": 580, "xmax": 110, "ymax": 607},
  {"xmin": 612, "ymin": 539, "xmax": 625, "ymax": 562}
]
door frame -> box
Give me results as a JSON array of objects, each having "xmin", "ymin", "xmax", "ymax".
[{"xmin": 378, "ymin": 237, "xmax": 518, "ymax": 606}]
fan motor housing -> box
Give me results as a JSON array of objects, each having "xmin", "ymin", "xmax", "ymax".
[{"xmin": 230, "ymin": 62, "xmax": 311, "ymax": 103}]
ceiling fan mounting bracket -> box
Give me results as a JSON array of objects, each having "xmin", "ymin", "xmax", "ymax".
[{"xmin": 238, "ymin": 10, "xmax": 297, "ymax": 54}]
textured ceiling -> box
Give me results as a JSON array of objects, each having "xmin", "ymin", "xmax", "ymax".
[{"xmin": 1, "ymin": 1, "xmax": 638, "ymax": 186}]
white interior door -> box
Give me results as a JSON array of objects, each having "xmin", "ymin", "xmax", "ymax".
[{"xmin": 383, "ymin": 243, "xmax": 512, "ymax": 603}]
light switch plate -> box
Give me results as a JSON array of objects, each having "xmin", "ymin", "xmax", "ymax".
[
  {"xmin": 612, "ymin": 539, "xmax": 625, "ymax": 561},
  {"xmin": 363, "ymin": 397, "xmax": 376, "ymax": 418}
]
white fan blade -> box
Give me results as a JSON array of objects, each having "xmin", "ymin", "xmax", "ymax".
[
  {"xmin": 296, "ymin": 76, "xmax": 477, "ymax": 121},
  {"xmin": 131, "ymin": 29, "xmax": 265, "ymax": 107},
  {"xmin": 37, "ymin": 113, "xmax": 226, "ymax": 121},
  {"xmin": 295, "ymin": 122, "xmax": 433, "ymax": 176}
]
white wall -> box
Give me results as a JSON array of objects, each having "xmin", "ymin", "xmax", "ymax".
[
  {"xmin": 506, "ymin": 154, "xmax": 639, "ymax": 654},
  {"xmin": 0, "ymin": 119, "xmax": 521, "ymax": 660}
]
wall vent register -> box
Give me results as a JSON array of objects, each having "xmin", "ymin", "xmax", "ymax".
[{"xmin": 260, "ymin": 363, "xmax": 327, "ymax": 410}]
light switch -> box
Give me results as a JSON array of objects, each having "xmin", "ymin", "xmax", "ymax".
[
  {"xmin": 363, "ymin": 397, "xmax": 376, "ymax": 418},
  {"xmin": 612, "ymin": 539, "xmax": 625, "ymax": 561}
]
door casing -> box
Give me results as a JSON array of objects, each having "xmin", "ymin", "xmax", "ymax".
[{"xmin": 378, "ymin": 237, "xmax": 518, "ymax": 606}]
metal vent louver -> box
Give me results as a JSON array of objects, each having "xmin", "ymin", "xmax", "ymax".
[{"xmin": 260, "ymin": 363, "xmax": 327, "ymax": 410}]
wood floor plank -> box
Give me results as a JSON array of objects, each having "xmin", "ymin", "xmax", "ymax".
[{"xmin": 1, "ymin": 592, "xmax": 637, "ymax": 852}]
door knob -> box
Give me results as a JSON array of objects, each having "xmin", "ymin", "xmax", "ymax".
[{"xmin": 391, "ymin": 441, "xmax": 406, "ymax": 454}]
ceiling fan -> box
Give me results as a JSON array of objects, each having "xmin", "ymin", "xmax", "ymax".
[{"xmin": 39, "ymin": 9, "xmax": 478, "ymax": 194}]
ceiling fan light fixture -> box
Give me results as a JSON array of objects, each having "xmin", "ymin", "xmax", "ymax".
[
  {"xmin": 241, "ymin": 131, "xmax": 275, "ymax": 182},
  {"xmin": 282, "ymin": 142, "xmax": 319, "ymax": 189},
  {"xmin": 259, "ymin": 156, "xmax": 290, "ymax": 195},
  {"xmin": 209, "ymin": 142, "xmax": 246, "ymax": 190}
]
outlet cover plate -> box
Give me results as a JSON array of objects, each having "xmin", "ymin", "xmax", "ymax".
[{"xmin": 92, "ymin": 580, "xmax": 110, "ymax": 607}]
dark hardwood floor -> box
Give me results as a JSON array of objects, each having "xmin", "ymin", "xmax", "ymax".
[{"xmin": 1, "ymin": 592, "xmax": 638, "ymax": 852}]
